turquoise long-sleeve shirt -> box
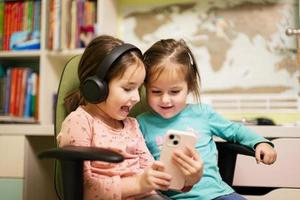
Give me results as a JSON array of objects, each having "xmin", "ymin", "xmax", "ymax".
[{"xmin": 137, "ymin": 104, "xmax": 271, "ymax": 200}]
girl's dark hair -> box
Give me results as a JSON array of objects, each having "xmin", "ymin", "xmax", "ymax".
[
  {"xmin": 64, "ymin": 35, "xmax": 143, "ymax": 113},
  {"xmin": 143, "ymin": 39, "xmax": 201, "ymax": 102}
]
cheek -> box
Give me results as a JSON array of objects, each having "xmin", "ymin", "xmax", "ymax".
[
  {"xmin": 147, "ymin": 94, "xmax": 157, "ymax": 106},
  {"xmin": 174, "ymin": 93, "xmax": 188, "ymax": 104},
  {"xmin": 107, "ymin": 89, "xmax": 124, "ymax": 103}
]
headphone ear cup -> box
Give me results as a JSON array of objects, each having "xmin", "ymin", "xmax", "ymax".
[{"xmin": 80, "ymin": 76, "xmax": 108, "ymax": 104}]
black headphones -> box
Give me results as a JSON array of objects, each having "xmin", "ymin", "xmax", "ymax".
[{"xmin": 80, "ymin": 43, "xmax": 142, "ymax": 104}]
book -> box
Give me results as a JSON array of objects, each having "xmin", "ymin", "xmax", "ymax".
[
  {"xmin": 30, "ymin": 72, "xmax": 37, "ymax": 117},
  {"xmin": 0, "ymin": 77, "xmax": 6, "ymax": 114},
  {"xmin": 33, "ymin": 0, "xmax": 41, "ymax": 32},
  {"xmin": 70, "ymin": 0, "xmax": 77, "ymax": 49},
  {"xmin": 9, "ymin": 68, "xmax": 17, "ymax": 115},
  {"xmin": 19, "ymin": 68, "xmax": 31, "ymax": 117},
  {"xmin": 0, "ymin": 1, "xmax": 4, "ymax": 50},
  {"xmin": 14, "ymin": 68, "xmax": 22, "ymax": 116},
  {"xmin": 53, "ymin": 0, "xmax": 61, "ymax": 50},
  {"xmin": 4, "ymin": 68, "xmax": 11, "ymax": 114},
  {"xmin": 24, "ymin": 70, "xmax": 33, "ymax": 118},
  {"xmin": 0, "ymin": 65, "xmax": 5, "ymax": 113}
]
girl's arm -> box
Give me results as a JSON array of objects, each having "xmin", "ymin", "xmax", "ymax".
[
  {"xmin": 207, "ymin": 105, "xmax": 273, "ymax": 149},
  {"xmin": 58, "ymin": 113, "xmax": 124, "ymax": 199},
  {"xmin": 207, "ymin": 105, "xmax": 277, "ymax": 165}
]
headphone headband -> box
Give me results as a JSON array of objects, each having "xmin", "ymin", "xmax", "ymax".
[
  {"xmin": 80, "ymin": 42, "xmax": 142, "ymax": 104},
  {"xmin": 96, "ymin": 43, "xmax": 142, "ymax": 80}
]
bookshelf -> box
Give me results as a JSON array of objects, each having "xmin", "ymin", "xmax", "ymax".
[
  {"xmin": 0, "ymin": 0, "xmax": 118, "ymax": 128},
  {"xmin": 0, "ymin": 0, "xmax": 118, "ymax": 199}
]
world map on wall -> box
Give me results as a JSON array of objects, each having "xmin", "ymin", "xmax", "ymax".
[{"xmin": 120, "ymin": 0, "xmax": 299, "ymax": 95}]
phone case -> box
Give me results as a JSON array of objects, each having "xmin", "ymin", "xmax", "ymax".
[{"xmin": 159, "ymin": 129, "xmax": 197, "ymax": 190}]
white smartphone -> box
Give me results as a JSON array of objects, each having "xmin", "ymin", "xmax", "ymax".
[{"xmin": 159, "ymin": 129, "xmax": 197, "ymax": 191}]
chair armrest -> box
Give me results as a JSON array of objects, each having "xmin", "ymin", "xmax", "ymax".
[
  {"xmin": 216, "ymin": 142, "xmax": 255, "ymax": 186},
  {"xmin": 38, "ymin": 146, "xmax": 124, "ymax": 163},
  {"xmin": 216, "ymin": 142, "xmax": 255, "ymax": 157}
]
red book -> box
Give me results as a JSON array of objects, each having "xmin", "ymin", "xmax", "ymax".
[
  {"xmin": 14, "ymin": 68, "xmax": 23, "ymax": 116},
  {"xmin": 19, "ymin": 68, "xmax": 29, "ymax": 117},
  {"xmin": 9, "ymin": 68, "xmax": 17, "ymax": 115}
]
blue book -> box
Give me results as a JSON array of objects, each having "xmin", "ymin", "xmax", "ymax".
[
  {"xmin": 0, "ymin": 65, "xmax": 6, "ymax": 114},
  {"xmin": 24, "ymin": 71, "xmax": 33, "ymax": 118}
]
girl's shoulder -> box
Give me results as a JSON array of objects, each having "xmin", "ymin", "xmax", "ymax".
[
  {"xmin": 124, "ymin": 116, "xmax": 139, "ymax": 126},
  {"xmin": 63, "ymin": 106, "xmax": 93, "ymax": 124},
  {"xmin": 188, "ymin": 103, "xmax": 214, "ymax": 114},
  {"xmin": 124, "ymin": 117, "xmax": 144, "ymax": 136}
]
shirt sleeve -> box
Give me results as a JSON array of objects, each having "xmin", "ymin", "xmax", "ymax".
[
  {"xmin": 56, "ymin": 111, "xmax": 122, "ymax": 200},
  {"xmin": 206, "ymin": 105, "xmax": 273, "ymax": 149}
]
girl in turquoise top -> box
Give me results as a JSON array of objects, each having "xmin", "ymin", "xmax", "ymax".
[{"xmin": 137, "ymin": 39, "xmax": 277, "ymax": 200}]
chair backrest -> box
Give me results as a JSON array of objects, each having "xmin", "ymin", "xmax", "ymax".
[
  {"xmin": 55, "ymin": 55, "xmax": 81, "ymax": 135},
  {"xmin": 54, "ymin": 55, "xmax": 81, "ymax": 199}
]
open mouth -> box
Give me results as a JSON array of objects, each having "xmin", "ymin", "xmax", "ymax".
[{"xmin": 120, "ymin": 106, "xmax": 130, "ymax": 114}]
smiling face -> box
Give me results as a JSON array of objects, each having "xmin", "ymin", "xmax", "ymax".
[
  {"xmin": 97, "ymin": 62, "xmax": 146, "ymax": 121},
  {"xmin": 146, "ymin": 61, "xmax": 189, "ymax": 119}
]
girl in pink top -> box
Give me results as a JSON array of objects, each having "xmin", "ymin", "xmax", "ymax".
[{"xmin": 57, "ymin": 35, "xmax": 172, "ymax": 200}]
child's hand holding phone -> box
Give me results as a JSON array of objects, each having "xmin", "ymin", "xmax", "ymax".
[
  {"xmin": 173, "ymin": 146, "xmax": 203, "ymax": 189},
  {"xmin": 160, "ymin": 130, "xmax": 203, "ymax": 191},
  {"xmin": 138, "ymin": 161, "xmax": 172, "ymax": 192}
]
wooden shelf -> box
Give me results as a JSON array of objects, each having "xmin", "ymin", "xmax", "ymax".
[
  {"xmin": 0, "ymin": 50, "xmax": 41, "ymax": 58},
  {"xmin": 0, "ymin": 124, "xmax": 54, "ymax": 136},
  {"xmin": 46, "ymin": 49, "xmax": 84, "ymax": 58}
]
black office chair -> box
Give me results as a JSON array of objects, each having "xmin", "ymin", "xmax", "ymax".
[{"xmin": 39, "ymin": 55, "xmax": 255, "ymax": 200}]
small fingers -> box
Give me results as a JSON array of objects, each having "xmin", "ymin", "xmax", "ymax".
[
  {"xmin": 152, "ymin": 177, "xmax": 171, "ymax": 190},
  {"xmin": 185, "ymin": 146, "xmax": 201, "ymax": 161},
  {"xmin": 150, "ymin": 165, "xmax": 172, "ymax": 181},
  {"xmin": 152, "ymin": 161, "xmax": 165, "ymax": 171},
  {"xmin": 262, "ymin": 151, "xmax": 277, "ymax": 165},
  {"xmin": 146, "ymin": 171, "xmax": 171, "ymax": 191},
  {"xmin": 173, "ymin": 151, "xmax": 203, "ymax": 176},
  {"xmin": 255, "ymin": 149, "xmax": 262, "ymax": 164}
]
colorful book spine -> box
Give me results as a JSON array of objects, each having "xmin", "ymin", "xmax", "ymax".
[
  {"xmin": 23, "ymin": 1, "xmax": 28, "ymax": 31},
  {"xmin": 33, "ymin": 0, "xmax": 41, "ymax": 31},
  {"xmin": 30, "ymin": 72, "xmax": 37, "ymax": 118},
  {"xmin": 27, "ymin": 1, "xmax": 33, "ymax": 31},
  {"xmin": 24, "ymin": 71, "xmax": 33, "ymax": 118},
  {"xmin": 19, "ymin": 68, "xmax": 30, "ymax": 117},
  {"xmin": 9, "ymin": 68, "xmax": 17, "ymax": 115},
  {"xmin": 0, "ymin": 1, "xmax": 4, "ymax": 50},
  {"xmin": 53, "ymin": 0, "xmax": 61, "ymax": 50},
  {"xmin": 14, "ymin": 68, "xmax": 22, "ymax": 116},
  {"xmin": 0, "ymin": 67, "xmax": 6, "ymax": 113},
  {"xmin": 4, "ymin": 68, "xmax": 11, "ymax": 114}
]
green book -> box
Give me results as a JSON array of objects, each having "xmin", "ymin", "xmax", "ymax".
[
  {"xmin": 27, "ymin": 1, "xmax": 33, "ymax": 31},
  {"xmin": 0, "ymin": 1, "xmax": 4, "ymax": 50}
]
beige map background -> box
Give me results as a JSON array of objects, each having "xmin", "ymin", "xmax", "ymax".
[{"xmin": 119, "ymin": 0, "xmax": 299, "ymax": 95}]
